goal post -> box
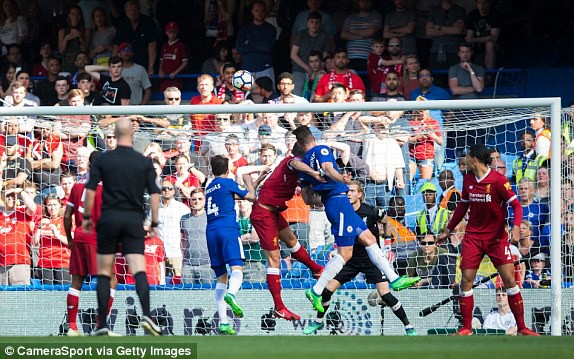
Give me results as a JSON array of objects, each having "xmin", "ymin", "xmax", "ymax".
[{"xmin": 0, "ymin": 97, "xmax": 567, "ymax": 336}]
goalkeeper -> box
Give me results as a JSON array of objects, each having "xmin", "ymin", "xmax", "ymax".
[{"xmin": 303, "ymin": 181, "xmax": 416, "ymax": 335}]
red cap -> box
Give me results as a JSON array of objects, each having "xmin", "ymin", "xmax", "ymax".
[
  {"xmin": 119, "ymin": 42, "xmax": 133, "ymax": 52},
  {"xmin": 165, "ymin": 22, "xmax": 179, "ymax": 33}
]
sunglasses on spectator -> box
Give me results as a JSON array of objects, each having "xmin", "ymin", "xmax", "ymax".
[
  {"xmin": 162, "ymin": 186, "xmax": 174, "ymax": 191},
  {"xmin": 388, "ymin": 43, "xmax": 400, "ymax": 47},
  {"xmin": 216, "ymin": 117, "xmax": 230, "ymax": 121},
  {"xmin": 419, "ymin": 241, "xmax": 435, "ymax": 246},
  {"xmin": 106, "ymin": 135, "xmax": 115, "ymax": 139},
  {"xmin": 167, "ymin": 97, "xmax": 180, "ymax": 101}
]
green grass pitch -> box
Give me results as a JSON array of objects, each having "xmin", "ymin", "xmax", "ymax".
[{"xmin": 1, "ymin": 336, "xmax": 571, "ymax": 359}]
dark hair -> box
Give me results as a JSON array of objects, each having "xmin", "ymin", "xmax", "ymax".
[
  {"xmin": 385, "ymin": 69, "xmax": 400, "ymax": 79},
  {"xmin": 210, "ymin": 155, "xmax": 229, "ymax": 176},
  {"xmin": 467, "ymin": 144, "xmax": 492, "ymax": 165},
  {"xmin": 255, "ymin": 76, "xmax": 273, "ymax": 92},
  {"xmin": 222, "ymin": 62, "xmax": 237, "ymax": 73},
  {"xmin": 307, "ymin": 11, "xmax": 322, "ymax": 21},
  {"xmin": 389, "ymin": 195, "xmax": 405, "ymax": 206},
  {"xmin": 108, "ymin": 56, "xmax": 122, "ymax": 65},
  {"xmin": 225, "ymin": 133, "xmax": 240, "ymax": 143},
  {"xmin": 259, "ymin": 143, "xmax": 277, "ymax": 154},
  {"xmin": 277, "ymin": 72, "xmax": 294, "ymax": 83},
  {"xmin": 77, "ymin": 72, "xmax": 92, "ymax": 82},
  {"xmin": 417, "ymin": 68, "xmax": 433, "ymax": 77},
  {"xmin": 458, "ymin": 42, "xmax": 473, "ymax": 51},
  {"xmin": 292, "ymin": 126, "xmax": 314, "ymax": 146},
  {"xmin": 292, "ymin": 142, "xmax": 305, "ymax": 157},
  {"xmin": 55, "ymin": 75, "xmax": 70, "ymax": 85},
  {"xmin": 334, "ymin": 48, "xmax": 348, "ymax": 56},
  {"xmin": 330, "ymin": 82, "xmax": 347, "ymax": 93},
  {"xmin": 308, "ymin": 50, "xmax": 322, "ymax": 61}
]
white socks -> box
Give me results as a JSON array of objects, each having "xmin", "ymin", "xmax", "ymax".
[
  {"xmin": 227, "ymin": 269, "xmax": 243, "ymax": 296},
  {"xmin": 215, "ymin": 282, "xmax": 228, "ymax": 324},
  {"xmin": 312, "ymin": 253, "xmax": 345, "ymax": 295},
  {"xmin": 366, "ymin": 244, "xmax": 399, "ymax": 282}
]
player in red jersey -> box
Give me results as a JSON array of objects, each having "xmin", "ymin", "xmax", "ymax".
[
  {"xmin": 63, "ymin": 151, "xmax": 117, "ymax": 336},
  {"xmin": 244, "ymin": 143, "xmax": 325, "ymax": 321},
  {"xmin": 438, "ymin": 144, "xmax": 539, "ymax": 336}
]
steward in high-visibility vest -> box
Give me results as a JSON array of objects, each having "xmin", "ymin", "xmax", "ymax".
[
  {"xmin": 415, "ymin": 182, "xmax": 451, "ymax": 236},
  {"xmin": 511, "ymin": 152, "xmax": 546, "ymax": 184},
  {"xmin": 438, "ymin": 169, "xmax": 461, "ymax": 211}
]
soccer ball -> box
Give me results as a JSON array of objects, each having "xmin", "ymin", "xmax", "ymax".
[{"xmin": 232, "ymin": 70, "xmax": 253, "ymax": 91}]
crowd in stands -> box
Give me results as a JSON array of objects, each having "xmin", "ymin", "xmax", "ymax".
[{"xmin": 0, "ymin": 0, "xmax": 573, "ymax": 288}]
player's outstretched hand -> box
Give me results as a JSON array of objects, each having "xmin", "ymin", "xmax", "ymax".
[
  {"xmin": 342, "ymin": 173, "xmax": 352, "ymax": 184},
  {"xmin": 511, "ymin": 225, "xmax": 520, "ymax": 244}
]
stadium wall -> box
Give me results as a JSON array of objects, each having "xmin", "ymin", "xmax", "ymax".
[{"xmin": 1, "ymin": 289, "xmax": 570, "ymax": 336}]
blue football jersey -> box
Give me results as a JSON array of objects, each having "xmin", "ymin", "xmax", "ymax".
[
  {"xmin": 300, "ymin": 144, "xmax": 349, "ymax": 198},
  {"xmin": 205, "ymin": 177, "xmax": 248, "ymax": 228}
]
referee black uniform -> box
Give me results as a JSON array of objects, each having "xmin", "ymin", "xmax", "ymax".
[{"xmin": 86, "ymin": 144, "xmax": 161, "ymax": 335}]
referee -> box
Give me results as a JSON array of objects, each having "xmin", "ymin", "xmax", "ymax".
[{"xmin": 83, "ymin": 117, "xmax": 162, "ymax": 336}]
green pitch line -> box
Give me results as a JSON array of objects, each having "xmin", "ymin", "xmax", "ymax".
[{"xmin": 0, "ymin": 336, "xmax": 571, "ymax": 359}]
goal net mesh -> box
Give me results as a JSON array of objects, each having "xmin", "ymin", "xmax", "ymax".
[{"xmin": 0, "ymin": 102, "xmax": 571, "ymax": 336}]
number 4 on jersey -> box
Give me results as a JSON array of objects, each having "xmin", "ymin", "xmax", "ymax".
[{"xmin": 206, "ymin": 197, "xmax": 219, "ymax": 216}]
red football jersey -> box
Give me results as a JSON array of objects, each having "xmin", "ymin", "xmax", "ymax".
[
  {"xmin": 115, "ymin": 237, "xmax": 165, "ymax": 285},
  {"xmin": 258, "ymin": 155, "xmax": 301, "ymax": 211},
  {"xmin": 0, "ymin": 209, "xmax": 33, "ymax": 266},
  {"xmin": 37, "ymin": 216, "xmax": 71, "ymax": 268},
  {"xmin": 67, "ymin": 183, "xmax": 103, "ymax": 245},
  {"xmin": 461, "ymin": 169, "xmax": 517, "ymax": 241},
  {"xmin": 160, "ymin": 40, "xmax": 188, "ymax": 74}
]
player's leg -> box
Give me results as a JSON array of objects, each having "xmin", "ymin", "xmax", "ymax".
[
  {"xmin": 94, "ymin": 253, "xmax": 116, "ymax": 334},
  {"xmin": 456, "ymin": 236, "xmax": 484, "ymax": 335},
  {"xmin": 67, "ymin": 242, "xmax": 91, "ymax": 335},
  {"xmin": 221, "ymin": 229, "xmax": 245, "ymax": 318},
  {"xmin": 278, "ymin": 219, "xmax": 323, "ymax": 276},
  {"xmin": 356, "ymin": 229, "xmax": 420, "ymax": 290},
  {"xmin": 495, "ymin": 249, "xmax": 540, "ymax": 336},
  {"xmin": 66, "ymin": 274, "xmax": 85, "ymax": 335},
  {"xmin": 262, "ymin": 247, "xmax": 300, "ymax": 320},
  {"xmin": 214, "ymin": 270, "xmax": 235, "ymax": 335},
  {"xmin": 376, "ymin": 281, "xmax": 416, "ymax": 335},
  {"xmin": 304, "ymin": 278, "xmax": 343, "ymax": 335}
]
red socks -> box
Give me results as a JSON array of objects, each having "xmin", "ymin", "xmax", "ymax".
[
  {"xmin": 291, "ymin": 246, "xmax": 323, "ymax": 274},
  {"xmin": 266, "ymin": 272, "xmax": 284, "ymax": 310},
  {"xmin": 508, "ymin": 291, "xmax": 526, "ymax": 330},
  {"xmin": 66, "ymin": 291, "xmax": 80, "ymax": 331},
  {"xmin": 459, "ymin": 294, "xmax": 474, "ymax": 330}
]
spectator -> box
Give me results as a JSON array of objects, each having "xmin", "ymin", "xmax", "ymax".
[
  {"xmin": 490, "ymin": 156, "xmax": 507, "ymax": 177},
  {"xmin": 0, "ymin": 62, "xmax": 15, "ymax": 99},
  {"xmin": 142, "ymin": 235, "xmax": 166, "ymax": 285},
  {"xmin": 3, "ymin": 81, "xmax": 37, "ymax": 108},
  {"xmin": 0, "ymin": 185, "xmax": 36, "ymax": 285},
  {"xmin": 0, "ymin": 118, "xmax": 29, "ymax": 157},
  {"xmin": 465, "ymin": 0, "xmax": 502, "ymax": 69},
  {"xmin": 225, "ymin": 134, "xmax": 248, "ymax": 176},
  {"xmin": 13, "ymin": 70, "xmax": 40, "ymax": 105},
  {"xmin": 153, "ymin": 179, "xmax": 191, "ymax": 280},
  {"xmin": 415, "ymin": 182, "xmax": 450, "ymax": 236},
  {"xmin": 386, "ymin": 196, "xmax": 416, "ymax": 247},
  {"xmin": 512, "ymin": 178, "xmax": 549, "ymax": 240},
  {"xmin": 249, "ymin": 76, "xmax": 278, "ymax": 104},
  {"xmin": 29, "ymin": 122, "xmax": 63, "ymax": 188},
  {"xmin": 383, "ymin": 0, "xmax": 417, "ymax": 56},
  {"xmin": 291, "ymin": 0, "xmax": 336, "ymax": 53},
  {"xmin": 58, "ymin": 171, "xmax": 75, "ymax": 207},
  {"xmin": 190, "ymin": 74, "xmax": 222, "ymax": 142},
  {"xmin": 535, "ymin": 166, "xmax": 550, "ymax": 204},
  {"xmin": 270, "ymin": 72, "xmax": 309, "ymax": 105},
  {"xmin": 408, "ymin": 100, "xmax": 443, "ymax": 185},
  {"xmin": 523, "ymin": 253, "xmax": 551, "ymax": 289},
  {"xmin": 34, "ymin": 56, "xmax": 61, "ymax": 104},
  {"xmin": 103, "ymin": 127, "xmax": 117, "ymax": 151},
  {"xmin": 75, "ymin": 72, "xmax": 101, "ymax": 106},
  {"xmin": 407, "ymin": 233, "xmax": 454, "ymax": 288},
  {"xmin": 181, "ymin": 188, "xmax": 213, "ymax": 284},
  {"xmin": 340, "ymin": 0, "xmax": 383, "ymax": 71},
  {"xmin": 410, "ymin": 68, "xmax": 451, "ymax": 101},
  {"xmin": 69, "ymin": 51, "xmax": 90, "ymax": 87},
  {"xmin": 437, "ymin": 169, "xmax": 461, "ymax": 211},
  {"xmin": 236, "ymin": 1, "xmax": 277, "ymax": 84},
  {"xmin": 159, "ymin": 21, "xmax": 188, "ymax": 92},
  {"xmin": 201, "ymin": 41, "xmax": 231, "ymax": 79},
  {"xmin": 401, "ymin": 55, "xmax": 420, "ymax": 100},
  {"xmin": 118, "ymin": 42, "xmax": 152, "ymax": 105},
  {"xmin": 530, "ymin": 113, "xmax": 551, "ymax": 160},
  {"xmin": 89, "ymin": 7, "xmax": 116, "ymax": 66},
  {"xmin": 313, "ymin": 48, "xmax": 365, "ymax": 102},
  {"xmin": 5, "ymin": 43, "xmax": 27, "ymax": 71},
  {"xmin": 440, "ymin": 220, "xmax": 466, "ymax": 254},
  {"xmin": 372, "ymin": 69, "xmax": 406, "ymax": 101},
  {"xmin": 0, "ymin": 1, "xmax": 27, "ymax": 47},
  {"xmin": 73, "ymin": 146, "xmax": 90, "ymax": 183},
  {"xmin": 34, "ymin": 194, "xmax": 71, "ymax": 285},
  {"xmin": 511, "ymin": 131, "xmax": 546, "ymax": 185},
  {"xmin": 165, "ymin": 154, "xmax": 205, "ymax": 207},
  {"xmin": 46, "ymin": 75, "xmax": 70, "ymax": 106},
  {"xmin": 426, "ymin": 0, "xmax": 466, "ymax": 70},
  {"xmin": 1, "ymin": 134, "xmax": 31, "ymax": 187},
  {"xmin": 200, "ymin": 113, "xmax": 242, "ymax": 162},
  {"xmin": 204, "ymin": 0, "xmax": 235, "ymax": 47},
  {"xmin": 86, "ymin": 56, "xmax": 131, "ymax": 107},
  {"xmin": 113, "ymin": 0, "xmax": 158, "ymax": 75},
  {"xmin": 327, "ymin": 88, "xmax": 366, "ymax": 155},
  {"xmin": 293, "ymin": 111, "xmax": 322, "ymax": 140},
  {"xmin": 215, "ymin": 62, "xmax": 245, "ymax": 104},
  {"xmin": 290, "ymin": 11, "xmax": 330, "ymax": 96},
  {"xmin": 301, "ymin": 50, "xmax": 325, "ymax": 102},
  {"xmin": 360, "ymin": 115, "xmax": 406, "ymax": 207},
  {"xmin": 448, "ymin": 42, "xmax": 485, "ymax": 99},
  {"xmin": 482, "ymin": 286, "xmax": 517, "ymax": 335},
  {"xmin": 238, "ymin": 199, "xmax": 266, "ymax": 282},
  {"xmin": 517, "ymin": 220, "xmax": 541, "ymax": 263},
  {"xmin": 31, "ymin": 42, "xmax": 51, "ymax": 77},
  {"xmin": 58, "ymin": 5, "xmax": 88, "ymax": 73}
]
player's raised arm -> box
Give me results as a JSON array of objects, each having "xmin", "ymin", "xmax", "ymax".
[
  {"xmin": 289, "ymin": 158, "xmax": 325, "ymax": 183},
  {"xmin": 321, "ymin": 161, "xmax": 350, "ymax": 184}
]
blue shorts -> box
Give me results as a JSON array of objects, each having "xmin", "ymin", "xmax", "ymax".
[
  {"xmin": 206, "ymin": 226, "xmax": 245, "ymax": 277},
  {"xmin": 324, "ymin": 194, "xmax": 368, "ymax": 247}
]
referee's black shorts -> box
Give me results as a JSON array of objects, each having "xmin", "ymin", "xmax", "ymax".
[
  {"xmin": 334, "ymin": 258, "xmax": 388, "ymax": 285},
  {"xmin": 96, "ymin": 210, "xmax": 146, "ymax": 255}
]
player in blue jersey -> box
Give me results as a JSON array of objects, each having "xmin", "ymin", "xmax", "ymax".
[
  {"xmin": 205, "ymin": 155, "xmax": 256, "ymax": 335},
  {"xmin": 292, "ymin": 126, "xmax": 420, "ymax": 312}
]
